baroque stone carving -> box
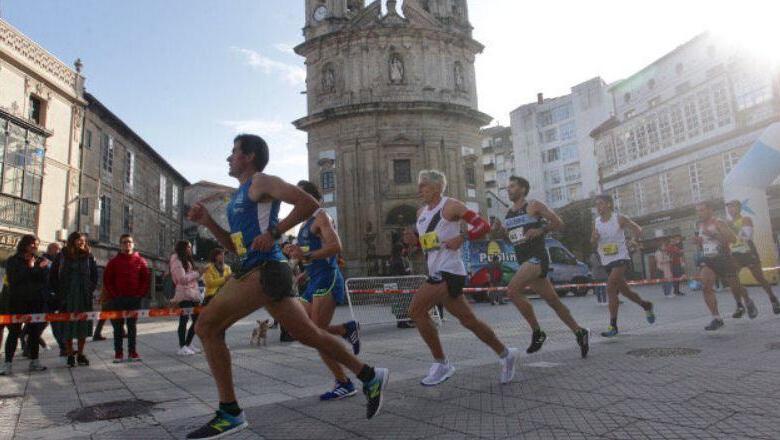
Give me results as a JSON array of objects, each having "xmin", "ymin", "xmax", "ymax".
[
  {"xmin": 389, "ymin": 53, "xmax": 404, "ymax": 84},
  {"xmin": 0, "ymin": 21, "xmax": 79, "ymax": 88}
]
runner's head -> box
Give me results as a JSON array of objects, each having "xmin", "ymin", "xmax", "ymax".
[
  {"xmin": 695, "ymin": 201, "xmax": 715, "ymax": 221},
  {"xmin": 228, "ymin": 134, "xmax": 269, "ymax": 177},
  {"xmin": 417, "ymin": 170, "xmax": 446, "ymax": 203},
  {"xmin": 507, "ymin": 176, "xmax": 530, "ymax": 202},
  {"xmin": 594, "ymin": 194, "xmax": 614, "ymax": 216},
  {"xmin": 726, "ymin": 199, "xmax": 741, "ymax": 219},
  {"xmin": 297, "ymin": 180, "xmax": 322, "ymax": 202}
]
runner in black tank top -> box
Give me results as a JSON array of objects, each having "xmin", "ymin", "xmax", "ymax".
[{"xmin": 503, "ymin": 176, "xmax": 589, "ymax": 359}]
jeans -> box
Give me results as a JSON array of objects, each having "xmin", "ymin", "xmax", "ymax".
[
  {"xmin": 662, "ymin": 282, "xmax": 673, "ymax": 296},
  {"xmin": 108, "ymin": 297, "xmax": 142, "ymax": 354},
  {"xmin": 178, "ymin": 300, "xmax": 199, "ymax": 347},
  {"xmin": 594, "ymin": 285, "xmax": 607, "ymax": 303},
  {"xmin": 5, "ymin": 322, "xmax": 44, "ymax": 362}
]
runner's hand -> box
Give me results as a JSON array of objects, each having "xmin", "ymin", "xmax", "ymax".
[
  {"xmin": 187, "ymin": 203, "xmax": 212, "ymax": 225},
  {"xmin": 251, "ymin": 231, "xmax": 275, "ymax": 252},
  {"xmin": 443, "ymin": 235, "xmax": 464, "ymax": 250},
  {"xmin": 285, "ymin": 245, "xmax": 304, "ymax": 260},
  {"xmin": 525, "ymin": 228, "xmax": 544, "ymax": 241}
]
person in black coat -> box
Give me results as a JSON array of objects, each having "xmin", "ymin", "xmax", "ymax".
[{"xmin": 0, "ymin": 235, "xmax": 50, "ymax": 375}]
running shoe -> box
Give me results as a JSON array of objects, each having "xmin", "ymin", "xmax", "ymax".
[
  {"xmin": 343, "ymin": 320, "xmax": 361, "ymax": 355},
  {"xmin": 186, "ymin": 410, "xmax": 248, "ymax": 439},
  {"xmin": 128, "ymin": 351, "xmax": 142, "ymax": 362},
  {"xmin": 773, "ymin": 301, "xmax": 780, "ymax": 315},
  {"xmin": 705, "ymin": 318, "xmax": 725, "ymax": 331},
  {"xmin": 526, "ymin": 329, "xmax": 547, "ymax": 354},
  {"xmin": 732, "ymin": 306, "xmax": 746, "ymax": 319},
  {"xmin": 92, "ymin": 335, "xmax": 107, "ymax": 342},
  {"xmin": 28, "ymin": 360, "xmax": 46, "ymax": 372},
  {"xmin": 320, "ymin": 380, "xmax": 357, "ymax": 401},
  {"xmin": 113, "ymin": 352, "xmax": 124, "ymax": 364},
  {"xmin": 66, "ymin": 354, "xmax": 75, "ymax": 368},
  {"xmin": 745, "ymin": 299, "xmax": 758, "ymax": 319},
  {"xmin": 499, "ymin": 348, "xmax": 519, "ymax": 384},
  {"xmin": 575, "ymin": 328, "xmax": 590, "ymax": 359},
  {"xmin": 188, "ymin": 344, "xmax": 202, "ymax": 354},
  {"xmin": 178, "ymin": 346, "xmax": 195, "ymax": 356},
  {"xmin": 364, "ymin": 367, "xmax": 389, "ymax": 419},
  {"xmin": 77, "ymin": 354, "xmax": 90, "ymax": 366},
  {"xmin": 601, "ymin": 325, "xmax": 618, "ymax": 338},
  {"xmin": 420, "ymin": 362, "xmax": 455, "ymax": 386},
  {"xmin": 645, "ymin": 303, "xmax": 656, "ymax": 324}
]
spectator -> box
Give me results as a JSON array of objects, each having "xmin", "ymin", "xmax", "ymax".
[
  {"xmin": 103, "ymin": 234, "xmax": 151, "ymax": 363},
  {"xmin": 51, "ymin": 232, "xmax": 98, "ymax": 368},
  {"xmin": 589, "ymin": 252, "xmax": 608, "ymax": 304},
  {"xmin": 170, "ymin": 240, "xmax": 205, "ymax": 355},
  {"xmin": 203, "ymin": 247, "xmax": 231, "ymax": 306},
  {"xmin": 666, "ymin": 235, "xmax": 686, "ymax": 296},
  {"xmin": 41, "ymin": 242, "xmax": 64, "ymax": 356},
  {"xmin": 487, "ymin": 255, "xmax": 506, "ymax": 305},
  {"xmin": 389, "ymin": 243, "xmax": 415, "ymax": 328},
  {"xmin": 655, "ymin": 239, "xmax": 674, "ymax": 298},
  {"xmin": 0, "ymin": 235, "xmax": 49, "ymax": 375}
]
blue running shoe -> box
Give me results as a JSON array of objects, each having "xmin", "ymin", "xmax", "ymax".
[
  {"xmin": 600, "ymin": 325, "xmax": 618, "ymax": 338},
  {"xmin": 343, "ymin": 320, "xmax": 361, "ymax": 355},
  {"xmin": 363, "ymin": 367, "xmax": 389, "ymax": 419},
  {"xmin": 645, "ymin": 303, "xmax": 656, "ymax": 324},
  {"xmin": 320, "ymin": 380, "xmax": 357, "ymax": 401},
  {"xmin": 186, "ymin": 410, "xmax": 248, "ymax": 439}
]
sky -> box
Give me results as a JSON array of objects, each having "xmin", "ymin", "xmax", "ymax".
[{"xmin": 3, "ymin": 0, "xmax": 773, "ymax": 189}]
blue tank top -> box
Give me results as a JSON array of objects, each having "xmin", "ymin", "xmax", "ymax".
[
  {"xmin": 226, "ymin": 178, "xmax": 284, "ymax": 270},
  {"xmin": 297, "ymin": 211, "xmax": 338, "ymax": 278}
]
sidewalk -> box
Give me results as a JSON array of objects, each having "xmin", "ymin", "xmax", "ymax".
[{"xmin": 1, "ymin": 286, "xmax": 779, "ymax": 439}]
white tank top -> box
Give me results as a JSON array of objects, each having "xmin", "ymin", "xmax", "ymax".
[
  {"xmin": 416, "ymin": 197, "xmax": 467, "ymax": 278},
  {"xmin": 595, "ymin": 213, "xmax": 630, "ymax": 265}
]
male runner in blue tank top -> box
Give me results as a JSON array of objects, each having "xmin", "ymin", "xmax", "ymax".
[
  {"xmin": 186, "ymin": 135, "xmax": 388, "ymax": 439},
  {"xmin": 284, "ymin": 180, "xmax": 361, "ymax": 402}
]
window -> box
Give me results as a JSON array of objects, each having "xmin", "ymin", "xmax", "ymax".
[
  {"xmin": 465, "ymin": 165, "xmax": 476, "ymax": 186},
  {"xmin": 543, "ymin": 147, "xmax": 560, "ymax": 163},
  {"xmin": 567, "ymin": 184, "xmax": 580, "ymax": 201},
  {"xmin": 689, "ymin": 162, "xmax": 703, "ymax": 203},
  {"xmin": 321, "ymin": 170, "xmax": 336, "ymax": 190},
  {"xmin": 123, "ymin": 203, "xmax": 133, "ymax": 233},
  {"xmin": 564, "ymin": 163, "xmax": 581, "ymax": 182},
  {"xmin": 551, "ymin": 104, "xmax": 572, "ymax": 123},
  {"xmin": 646, "ymin": 119, "xmax": 659, "ymax": 152},
  {"xmin": 28, "ymin": 95, "xmax": 45, "ymax": 126},
  {"xmin": 392, "ymin": 160, "xmax": 411, "ymax": 184},
  {"xmin": 85, "ymin": 129, "xmax": 93, "ymax": 150},
  {"xmin": 159, "ymin": 174, "xmax": 167, "ymax": 211},
  {"xmin": 559, "ymin": 122, "xmax": 576, "ymax": 141},
  {"xmin": 125, "ymin": 150, "xmax": 135, "ymax": 193},
  {"xmin": 537, "ymin": 111, "xmax": 552, "ymax": 127},
  {"xmin": 99, "ymin": 195, "xmax": 111, "ymax": 242},
  {"xmin": 80, "ymin": 197, "xmax": 89, "ymax": 216},
  {"xmin": 634, "ymin": 181, "xmax": 644, "ymax": 215},
  {"xmin": 543, "ymin": 128, "xmax": 557, "ymax": 143},
  {"xmin": 546, "ymin": 187, "xmax": 564, "ymax": 205},
  {"xmin": 545, "ymin": 169, "xmax": 562, "ymax": 186},
  {"xmin": 722, "ymin": 151, "xmax": 741, "ymax": 175},
  {"xmin": 712, "ymin": 81, "xmax": 732, "ymax": 127},
  {"xmin": 2, "ymin": 123, "xmax": 44, "ymax": 204},
  {"xmin": 697, "ymin": 90, "xmax": 715, "ymax": 133},
  {"xmin": 635, "ymin": 125, "xmax": 648, "ymax": 157},
  {"xmin": 101, "ymin": 134, "xmax": 114, "ymax": 174},
  {"xmin": 733, "ymin": 69, "xmax": 773, "ymax": 111},
  {"xmin": 171, "ymin": 185, "xmax": 179, "ymax": 217},
  {"xmin": 684, "ymin": 97, "xmax": 700, "ymax": 138},
  {"xmin": 670, "ymin": 104, "xmax": 686, "ymax": 144},
  {"xmin": 658, "ymin": 110, "xmax": 672, "ymax": 148},
  {"xmin": 660, "ymin": 172, "xmax": 672, "ymax": 210}
]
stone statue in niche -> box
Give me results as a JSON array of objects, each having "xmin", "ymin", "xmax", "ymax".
[
  {"xmin": 454, "ymin": 62, "xmax": 465, "ymax": 91},
  {"xmin": 389, "ymin": 54, "xmax": 404, "ymax": 84},
  {"xmin": 322, "ymin": 65, "xmax": 336, "ymax": 92}
]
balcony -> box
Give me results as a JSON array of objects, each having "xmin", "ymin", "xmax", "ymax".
[{"xmin": 0, "ymin": 195, "xmax": 37, "ymax": 230}]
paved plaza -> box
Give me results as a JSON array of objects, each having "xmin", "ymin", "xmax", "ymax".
[{"xmin": 1, "ymin": 285, "xmax": 780, "ymax": 439}]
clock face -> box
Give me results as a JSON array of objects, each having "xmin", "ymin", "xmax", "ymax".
[{"xmin": 313, "ymin": 5, "xmax": 328, "ymax": 22}]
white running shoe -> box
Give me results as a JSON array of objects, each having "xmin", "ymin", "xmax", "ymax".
[
  {"xmin": 420, "ymin": 362, "xmax": 455, "ymax": 386},
  {"xmin": 499, "ymin": 348, "xmax": 519, "ymax": 384},
  {"xmin": 177, "ymin": 346, "xmax": 195, "ymax": 356},
  {"xmin": 187, "ymin": 344, "xmax": 202, "ymax": 354}
]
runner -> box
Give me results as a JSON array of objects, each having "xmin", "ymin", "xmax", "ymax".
[
  {"xmin": 283, "ymin": 180, "xmax": 362, "ymax": 401},
  {"xmin": 726, "ymin": 199, "xmax": 780, "ymax": 315},
  {"xmin": 592, "ymin": 194, "xmax": 656, "ymax": 337},
  {"xmin": 502, "ymin": 176, "xmax": 589, "ymax": 358},
  {"xmin": 694, "ymin": 201, "xmax": 756, "ymax": 331},
  {"xmin": 408, "ymin": 170, "xmax": 519, "ymax": 386},
  {"xmin": 186, "ymin": 134, "xmax": 388, "ymax": 439}
]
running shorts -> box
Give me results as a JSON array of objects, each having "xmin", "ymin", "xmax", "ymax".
[
  {"xmin": 699, "ymin": 256, "xmax": 738, "ymax": 279},
  {"xmin": 427, "ymin": 271, "xmax": 467, "ymax": 298},
  {"xmin": 300, "ymin": 269, "xmax": 346, "ymax": 304}
]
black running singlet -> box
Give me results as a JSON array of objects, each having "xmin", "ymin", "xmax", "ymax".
[{"xmin": 504, "ymin": 202, "xmax": 547, "ymax": 261}]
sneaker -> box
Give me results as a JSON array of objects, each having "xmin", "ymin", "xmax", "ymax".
[
  {"xmin": 343, "ymin": 321, "xmax": 361, "ymax": 355},
  {"xmin": 77, "ymin": 354, "xmax": 90, "ymax": 366},
  {"xmin": 186, "ymin": 410, "xmax": 248, "ymax": 439},
  {"xmin": 420, "ymin": 362, "xmax": 455, "ymax": 386},
  {"xmin": 773, "ymin": 302, "xmax": 780, "ymax": 315},
  {"xmin": 363, "ymin": 367, "xmax": 389, "ymax": 419},
  {"xmin": 92, "ymin": 335, "xmax": 106, "ymax": 342},
  {"xmin": 128, "ymin": 351, "xmax": 142, "ymax": 362},
  {"xmin": 113, "ymin": 352, "xmax": 124, "ymax": 364},
  {"xmin": 66, "ymin": 354, "xmax": 75, "ymax": 368},
  {"xmin": 178, "ymin": 346, "xmax": 195, "ymax": 356},
  {"xmin": 0, "ymin": 361, "xmax": 11, "ymax": 376},
  {"xmin": 526, "ymin": 329, "xmax": 547, "ymax": 354},
  {"xmin": 498, "ymin": 348, "xmax": 519, "ymax": 384},
  {"xmin": 645, "ymin": 303, "xmax": 656, "ymax": 324},
  {"xmin": 396, "ymin": 321, "xmax": 415, "ymax": 329},
  {"xmin": 576, "ymin": 328, "xmax": 590, "ymax": 359},
  {"xmin": 320, "ymin": 380, "xmax": 357, "ymax": 401},
  {"xmin": 601, "ymin": 325, "xmax": 618, "ymax": 338},
  {"xmin": 705, "ymin": 318, "xmax": 725, "ymax": 331},
  {"xmin": 745, "ymin": 299, "xmax": 758, "ymax": 319},
  {"xmin": 188, "ymin": 344, "xmax": 202, "ymax": 354},
  {"xmin": 28, "ymin": 360, "xmax": 47, "ymax": 372},
  {"xmin": 732, "ymin": 306, "xmax": 746, "ymax": 319}
]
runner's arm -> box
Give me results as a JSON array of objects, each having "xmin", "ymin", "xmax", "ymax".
[
  {"xmin": 250, "ymin": 173, "xmax": 319, "ymax": 237},
  {"xmin": 444, "ymin": 199, "xmax": 491, "ymax": 240},
  {"xmin": 530, "ymin": 200, "xmax": 564, "ymax": 233},
  {"xmin": 187, "ymin": 203, "xmax": 236, "ymax": 254},
  {"xmin": 716, "ymin": 220, "xmax": 738, "ymax": 244},
  {"xmin": 307, "ymin": 210, "xmax": 342, "ymax": 260},
  {"xmin": 619, "ymin": 215, "xmax": 643, "ymax": 239},
  {"xmin": 740, "ymin": 216, "xmax": 754, "ymax": 241}
]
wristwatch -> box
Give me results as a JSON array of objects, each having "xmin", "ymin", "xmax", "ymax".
[{"xmin": 267, "ymin": 225, "xmax": 282, "ymax": 240}]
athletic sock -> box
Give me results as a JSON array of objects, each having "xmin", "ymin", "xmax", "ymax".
[
  {"xmin": 499, "ymin": 349, "xmax": 509, "ymax": 359},
  {"xmin": 357, "ymin": 365, "xmax": 376, "ymax": 383},
  {"xmin": 434, "ymin": 357, "xmax": 448, "ymax": 365},
  {"xmin": 219, "ymin": 401, "xmax": 242, "ymax": 417},
  {"xmin": 610, "ymin": 318, "xmax": 617, "ymax": 328}
]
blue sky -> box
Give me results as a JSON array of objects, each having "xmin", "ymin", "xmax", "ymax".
[{"xmin": 7, "ymin": 0, "xmax": 759, "ymax": 189}]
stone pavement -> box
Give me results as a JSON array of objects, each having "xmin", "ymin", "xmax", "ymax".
[{"xmin": 1, "ymin": 286, "xmax": 780, "ymax": 439}]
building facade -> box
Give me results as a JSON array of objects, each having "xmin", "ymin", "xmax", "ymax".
[
  {"xmin": 510, "ymin": 77, "xmax": 611, "ymax": 208},
  {"xmin": 183, "ymin": 180, "xmax": 235, "ymax": 262},
  {"xmin": 591, "ymin": 33, "xmax": 780, "ymax": 277},
  {"xmin": 0, "ymin": 19, "xmax": 85, "ymax": 261},
  {"xmin": 293, "ymin": 0, "xmax": 491, "ymax": 275},
  {"xmin": 81, "ymin": 93, "xmax": 189, "ymax": 273},
  {"xmin": 479, "ymin": 125, "xmax": 513, "ymax": 220}
]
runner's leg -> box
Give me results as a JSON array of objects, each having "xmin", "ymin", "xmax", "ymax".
[
  {"xmin": 408, "ymin": 282, "xmax": 449, "ymax": 360},
  {"xmin": 505, "ymin": 263, "xmax": 542, "ymax": 330},
  {"xmin": 310, "ymin": 295, "xmax": 349, "ymax": 382},
  {"xmin": 442, "ymin": 294, "xmax": 507, "ymax": 356},
  {"xmin": 749, "ymin": 263, "xmax": 779, "ymax": 303},
  {"xmin": 532, "ymin": 278, "xmax": 582, "ymax": 332}
]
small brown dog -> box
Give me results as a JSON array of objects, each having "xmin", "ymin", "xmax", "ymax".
[{"xmin": 250, "ymin": 319, "xmax": 271, "ymax": 346}]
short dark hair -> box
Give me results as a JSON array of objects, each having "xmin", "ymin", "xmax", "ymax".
[
  {"xmin": 509, "ymin": 175, "xmax": 530, "ymax": 196},
  {"xmin": 209, "ymin": 247, "xmax": 225, "ymax": 263},
  {"xmin": 595, "ymin": 194, "xmax": 614, "ymax": 209},
  {"xmin": 119, "ymin": 234, "xmax": 133, "ymax": 242},
  {"xmin": 16, "ymin": 234, "xmax": 38, "ymax": 255},
  {"xmin": 297, "ymin": 180, "xmax": 322, "ymax": 201},
  {"xmin": 234, "ymin": 134, "xmax": 269, "ymax": 172}
]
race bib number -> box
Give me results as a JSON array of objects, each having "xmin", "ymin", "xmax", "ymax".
[
  {"xmin": 508, "ymin": 227, "xmax": 525, "ymax": 245},
  {"xmin": 601, "ymin": 243, "xmax": 619, "ymax": 256},
  {"xmin": 703, "ymin": 242, "xmax": 719, "ymax": 257},
  {"xmin": 420, "ymin": 232, "xmax": 440, "ymax": 251},
  {"xmin": 231, "ymin": 232, "xmax": 248, "ymax": 257}
]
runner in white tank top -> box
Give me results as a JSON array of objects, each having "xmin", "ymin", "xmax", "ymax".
[
  {"xmin": 409, "ymin": 170, "xmax": 518, "ymax": 387},
  {"xmin": 592, "ymin": 195, "xmax": 655, "ymax": 338}
]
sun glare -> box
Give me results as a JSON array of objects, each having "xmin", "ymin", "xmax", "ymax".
[{"xmin": 708, "ymin": 6, "xmax": 780, "ymax": 66}]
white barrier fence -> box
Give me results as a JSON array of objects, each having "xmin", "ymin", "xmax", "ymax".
[{"xmin": 345, "ymin": 275, "xmax": 442, "ymax": 326}]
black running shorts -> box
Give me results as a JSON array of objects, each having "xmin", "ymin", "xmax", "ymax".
[{"xmin": 427, "ymin": 272, "xmax": 467, "ymax": 298}]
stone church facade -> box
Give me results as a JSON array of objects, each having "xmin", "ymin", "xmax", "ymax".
[{"xmin": 294, "ymin": 0, "xmax": 491, "ymax": 275}]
